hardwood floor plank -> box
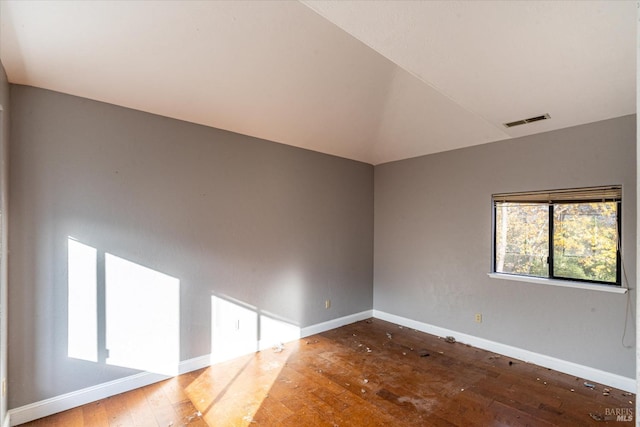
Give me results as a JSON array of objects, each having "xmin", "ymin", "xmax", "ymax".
[
  {"xmin": 142, "ymin": 381, "xmax": 181, "ymax": 427},
  {"xmin": 103, "ymin": 393, "xmax": 135, "ymax": 427},
  {"xmin": 123, "ymin": 388, "xmax": 158, "ymax": 427},
  {"xmin": 172, "ymin": 400, "xmax": 207, "ymax": 426},
  {"xmin": 81, "ymin": 401, "xmax": 110, "ymax": 427},
  {"xmin": 39, "ymin": 407, "xmax": 84, "ymax": 427}
]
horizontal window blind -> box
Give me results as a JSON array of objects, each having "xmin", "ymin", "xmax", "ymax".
[{"xmin": 493, "ymin": 186, "xmax": 621, "ymax": 204}]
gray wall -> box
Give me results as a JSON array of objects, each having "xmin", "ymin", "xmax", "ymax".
[
  {"xmin": 0, "ymin": 61, "xmax": 9, "ymax": 424},
  {"xmin": 374, "ymin": 115, "xmax": 636, "ymax": 378},
  {"xmin": 7, "ymin": 82, "xmax": 636, "ymax": 409},
  {"xmin": 8, "ymin": 85, "xmax": 374, "ymax": 408}
]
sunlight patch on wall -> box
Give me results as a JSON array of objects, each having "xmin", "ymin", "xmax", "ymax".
[
  {"xmin": 106, "ymin": 254, "xmax": 180, "ymax": 376},
  {"xmin": 260, "ymin": 313, "xmax": 300, "ymax": 348},
  {"xmin": 210, "ymin": 295, "xmax": 300, "ymax": 365},
  {"xmin": 67, "ymin": 238, "xmax": 98, "ymax": 362},
  {"xmin": 67, "ymin": 237, "xmax": 181, "ymax": 376},
  {"xmin": 211, "ymin": 296, "xmax": 258, "ymax": 364}
]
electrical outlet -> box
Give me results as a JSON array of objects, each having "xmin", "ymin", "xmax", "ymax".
[
  {"xmin": 475, "ymin": 313, "xmax": 482, "ymax": 323},
  {"xmin": 325, "ymin": 299, "xmax": 331, "ymax": 309}
]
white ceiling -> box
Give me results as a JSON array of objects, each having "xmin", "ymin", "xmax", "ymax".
[{"xmin": 0, "ymin": 1, "xmax": 635, "ymax": 165}]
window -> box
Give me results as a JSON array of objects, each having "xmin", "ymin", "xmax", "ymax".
[{"xmin": 493, "ymin": 186, "xmax": 621, "ymax": 286}]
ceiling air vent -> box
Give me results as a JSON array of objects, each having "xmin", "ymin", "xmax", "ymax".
[{"xmin": 503, "ymin": 113, "xmax": 550, "ymax": 128}]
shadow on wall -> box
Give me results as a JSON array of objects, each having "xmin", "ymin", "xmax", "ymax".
[{"xmin": 67, "ymin": 236, "xmax": 303, "ymax": 377}]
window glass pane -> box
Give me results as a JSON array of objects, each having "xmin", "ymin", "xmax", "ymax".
[
  {"xmin": 495, "ymin": 202, "xmax": 549, "ymax": 277},
  {"xmin": 553, "ymin": 202, "xmax": 618, "ymax": 283}
]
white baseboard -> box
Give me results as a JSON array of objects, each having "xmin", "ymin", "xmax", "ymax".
[
  {"xmin": 373, "ymin": 310, "xmax": 636, "ymax": 393},
  {"xmin": 178, "ymin": 354, "xmax": 211, "ymax": 375},
  {"xmin": 301, "ymin": 310, "xmax": 373, "ymax": 338},
  {"xmin": 7, "ymin": 355, "xmax": 211, "ymax": 426},
  {"xmin": 6, "ymin": 310, "xmax": 372, "ymax": 426}
]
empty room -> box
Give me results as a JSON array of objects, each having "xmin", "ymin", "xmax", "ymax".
[{"xmin": 0, "ymin": 1, "xmax": 637, "ymax": 426}]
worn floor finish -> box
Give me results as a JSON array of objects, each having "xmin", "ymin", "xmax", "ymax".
[{"xmin": 18, "ymin": 319, "xmax": 635, "ymax": 426}]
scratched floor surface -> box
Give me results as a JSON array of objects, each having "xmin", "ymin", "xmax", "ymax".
[{"xmin": 18, "ymin": 318, "xmax": 635, "ymax": 426}]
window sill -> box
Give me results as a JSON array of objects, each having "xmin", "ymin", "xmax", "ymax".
[{"xmin": 488, "ymin": 273, "xmax": 628, "ymax": 294}]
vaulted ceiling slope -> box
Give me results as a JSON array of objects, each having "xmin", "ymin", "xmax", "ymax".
[{"xmin": 0, "ymin": 1, "xmax": 635, "ymax": 165}]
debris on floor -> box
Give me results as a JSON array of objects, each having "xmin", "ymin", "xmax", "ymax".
[
  {"xmin": 363, "ymin": 379, "xmax": 369, "ymax": 383},
  {"xmin": 386, "ymin": 332, "xmax": 393, "ymax": 339},
  {"xmin": 570, "ymin": 389, "xmax": 575, "ymax": 392},
  {"xmin": 273, "ymin": 343, "xmax": 284, "ymax": 353},
  {"xmin": 583, "ymin": 382, "xmax": 596, "ymax": 389},
  {"xmin": 186, "ymin": 411, "xmax": 203, "ymax": 422},
  {"xmin": 361, "ymin": 388, "xmax": 366, "ymax": 394},
  {"xmin": 622, "ymin": 392, "xmax": 633, "ymax": 396},
  {"xmin": 366, "ymin": 347, "xmax": 372, "ymax": 353},
  {"xmin": 508, "ymin": 361, "xmax": 513, "ymax": 366},
  {"xmin": 444, "ymin": 336, "xmax": 456, "ymax": 344},
  {"xmin": 418, "ymin": 350, "xmax": 430, "ymax": 357},
  {"xmin": 589, "ymin": 412, "xmax": 604, "ymax": 421},
  {"xmin": 242, "ymin": 414, "xmax": 257, "ymax": 423}
]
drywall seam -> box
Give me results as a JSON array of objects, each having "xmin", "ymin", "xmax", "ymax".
[
  {"xmin": 6, "ymin": 310, "xmax": 372, "ymax": 426},
  {"xmin": 373, "ymin": 310, "xmax": 635, "ymax": 393}
]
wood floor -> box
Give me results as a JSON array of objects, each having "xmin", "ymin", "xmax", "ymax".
[{"xmin": 19, "ymin": 318, "xmax": 635, "ymax": 426}]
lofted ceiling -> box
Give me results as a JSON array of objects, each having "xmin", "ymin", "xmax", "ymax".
[{"xmin": 0, "ymin": 1, "xmax": 635, "ymax": 165}]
